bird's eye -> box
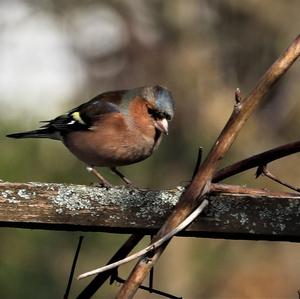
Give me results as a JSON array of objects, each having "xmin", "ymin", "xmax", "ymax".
[
  {"xmin": 147, "ymin": 107, "xmax": 159, "ymax": 119},
  {"xmin": 165, "ymin": 114, "xmax": 171, "ymax": 121},
  {"xmin": 147, "ymin": 107, "xmax": 154, "ymax": 115},
  {"xmin": 148, "ymin": 107, "xmax": 172, "ymax": 121}
]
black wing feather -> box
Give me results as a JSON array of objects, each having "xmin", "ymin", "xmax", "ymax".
[
  {"xmin": 7, "ymin": 90, "xmax": 124, "ymax": 140},
  {"xmin": 41, "ymin": 92, "xmax": 123, "ymax": 132}
]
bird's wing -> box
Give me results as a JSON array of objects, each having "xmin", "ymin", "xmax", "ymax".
[{"xmin": 41, "ymin": 91, "xmax": 125, "ymax": 133}]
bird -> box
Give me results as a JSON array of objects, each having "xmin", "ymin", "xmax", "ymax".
[{"xmin": 7, "ymin": 85, "xmax": 175, "ymax": 187}]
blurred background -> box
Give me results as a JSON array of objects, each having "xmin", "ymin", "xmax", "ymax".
[{"xmin": 1, "ymin": 0, "xmax": 300, "ymax": 298}]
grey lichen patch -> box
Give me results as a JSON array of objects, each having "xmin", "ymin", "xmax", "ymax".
[
  {"xmin": 135, "ymin": 187, "xmax": 183, "ymax": 220},
  {"xmin": 49, "ymin": 184, "xmax": 184, "ymax": 217},
  {"xmin": 1, "ymin": 187, "xmax": 37, "ymax": 203},
  {"xmin": 56, "ymin": 208, "xmax": 63, "ymax": 214},
  {"xmin": 108, "ymin": 214, "xmax": 120, "ymax": 221},
  {"xmin": 268, "ymin": 220, "xmax": 287, "ymax": 234},
  {"xmin": 17, "ymin": 189, "xmax": 32, "ymax": 200},
  {"xmin": 1, "ymin": 190, "xmax": 19, "ymax": 203},
  {"xmin": 157, "ymin": 187, "xmax": 183, "ymax": 206},
  {"xmin": 51, "ymin": 184, "xmax": 95, "ymax": 215},
  {"xmin": 239, "ymin": 212, "xmax": 249, "ymax": 225},
  {"xmin": 45, "ymin": 184, "xmax": 58, "ymax": 192},
  {"xmin": 207, "ymin": 196, "xmax": 232, "ymax": 220},
  {"xmin": 279, "ymin": 223, "xmax": 286, "ymax": 231},
  {"xmin": 258, "ymin": 208, "xmax": 273, "ymax": 221}
]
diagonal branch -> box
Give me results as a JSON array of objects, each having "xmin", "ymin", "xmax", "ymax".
[{"xmin": 116, "ymin": 34, "xmax": 300, "ymax": 299}]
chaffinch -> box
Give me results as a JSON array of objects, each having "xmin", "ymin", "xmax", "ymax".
[{"xmin": 7, "ymin": 85, "xmax": 175, "ymax": 186}]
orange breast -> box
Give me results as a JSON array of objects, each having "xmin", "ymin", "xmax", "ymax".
[{"xmin": 63, "ymin": 111, "xmax": 160, "ymax": 167}]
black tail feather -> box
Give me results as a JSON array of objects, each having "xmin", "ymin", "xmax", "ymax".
[{"xmin": 6, "ymin": 129, "xmax": 61, "ymax": 140}]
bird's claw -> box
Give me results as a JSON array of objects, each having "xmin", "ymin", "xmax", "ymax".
[{"xmin": 97, "ymin": 182, "xmax": 112, "ymax": 189}]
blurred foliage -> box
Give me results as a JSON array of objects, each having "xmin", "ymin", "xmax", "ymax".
[{"xmin": 1, "ymin": 0, "xmax": 300, "ymax": 298}]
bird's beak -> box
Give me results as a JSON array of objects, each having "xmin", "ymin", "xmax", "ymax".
[{"xmin": 154, "ymin": 118, "xmax": 168, "ymax": 135}]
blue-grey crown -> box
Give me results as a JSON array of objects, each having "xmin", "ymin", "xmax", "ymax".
[{"xmin": 143, "ymin": 85, "xmax": 175, "ymax": 120}]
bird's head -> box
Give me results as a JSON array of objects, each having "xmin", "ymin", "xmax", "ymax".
[{"xmin": 141, "ymin": 85, "xmax": 175, "ymax": 135}]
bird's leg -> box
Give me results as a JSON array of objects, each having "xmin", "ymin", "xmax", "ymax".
[
  {"xmin": 86, "ymin": 166, "xmax": 112, "ymax": 187},
  {"xmin": 110, "ymin": 167, "xmax": 133, "ymax": 186}
]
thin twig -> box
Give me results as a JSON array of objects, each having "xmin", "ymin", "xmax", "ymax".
[
  {"xmin": 192, "ymin": 147, "xmax": 203, "ymax": 179},
  {"xmin": 78, "ymin": 199, "xmax": 209, "ymax": 279},
  {"xmin": 213, "ymin": 140, "xmax": 300, "ymax": 182},
  {"xmin": 259, "ymin": 165, "xmax": 300, "ymax": 193},
  {"xmin": 235, "ymin": 88, "xmax": 241, "ymax": 104},
  {"xmin": 210, "ymin": 182, "xmax": 297, "ymax": 197},
  {"xmin": 149, "ymin": 235, "xmax": 154, "ymax": 292},
  {"xmin": 76, "ymin": 234, "xmax": 143, "ymax": 299},
  {"xmin": 64, "ymin": 236, "xmax": 84, "ymax": 299}
]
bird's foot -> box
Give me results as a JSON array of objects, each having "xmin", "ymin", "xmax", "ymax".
[
  {"xmin": 97, "ymin": 182, "xmax": 112, "ymax": 189},
  {"xmin": 124, "ymin": 181, "xmax": 136, "ymax": 189},
  {"xmin": 110, "ymin": 167, "xmax": 136, "ymax": 187},
  {"xmin": 86, "ymin": 166, "xmax": 112, "ymax": 188}
]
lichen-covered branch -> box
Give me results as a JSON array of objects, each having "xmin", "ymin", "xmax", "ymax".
[
  {"xmin": 0, "ymin": 181, "xmax": 183, "ymax": 232},
  {"xmin": 1, "ymin": 181, "xmax": 300, "ymax": 242}
]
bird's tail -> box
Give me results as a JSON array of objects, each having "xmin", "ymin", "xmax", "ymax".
[{"xmin": 7, "ymin": 129, "xmax": 61, "ymax": 140}]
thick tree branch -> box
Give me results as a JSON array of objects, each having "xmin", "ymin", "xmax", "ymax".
[
  {"xmin": 2, "ymin": 181, "xmax": 300, "ymax": 241},
  {"xmin": 117, "ymin": 34, "xmax": 300, "ymax": 298}
]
